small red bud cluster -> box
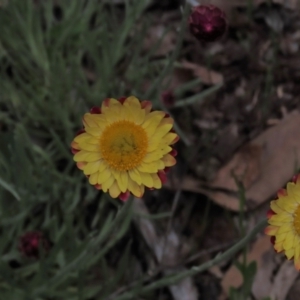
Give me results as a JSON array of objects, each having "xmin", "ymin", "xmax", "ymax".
[{"xmin": 189, "ymin": 5, "xmax": 227, "ymax": 42}]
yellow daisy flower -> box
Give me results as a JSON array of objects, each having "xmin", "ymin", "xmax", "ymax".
[
  {"xmin": 265, "ymin": 174, "xmax": 300, "ymax": 270},
  {"xmin": 71, "ymin": 96, "xmax": 179, "ymax": 201}
]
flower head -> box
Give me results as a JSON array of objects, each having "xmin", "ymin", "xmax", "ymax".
[
  {"xmin": 265, "ymin": 174, "xmax": 300, "ymax": 270},
  {"xmin": 71, "ymin": 96, "xmax": 179, "ymax": 201},
  {"xmin": 18, "ymin": 231, "xmax": 51, "ymax": 259},
  {"xmin": 189, "ymin": 5, "xmax": 227, "ymax": 42}
]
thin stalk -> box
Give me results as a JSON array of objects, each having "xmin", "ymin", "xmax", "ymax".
[{"xmin": 113, "ymin": 219, "xmax": 267, "ymax": 300}]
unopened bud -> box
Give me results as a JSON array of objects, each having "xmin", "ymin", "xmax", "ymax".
[{"xmin": 189, "ymin": 5, "xmax": 227, "ymax": 42}]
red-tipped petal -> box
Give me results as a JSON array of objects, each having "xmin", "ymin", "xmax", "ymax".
[
  {"xmin": 293, "ymin": 174, "xmax": 300, "ymax": 184},
  {"xmin": 90, "ymin": 106, "xmax": 101, "ymax": 114},
  {"xmin": 103, "ymin": 98, "xmax": 110, "ymax": 107},
  {"xmin": 270, "ymin": 236, "xmax": 275, "ymax": 245},
  {"xmin": 118, "ymin": 97, "xmax": 127, "ymax": 104},
  {"xmin": 95, "ymin": 184, "xmax": 101, "ymax": 189},
  {"xmin": 171, "ymin": 135, "xmax": 180, "ymax": 144},
  {"xmin": 76, "ymin": 129, "xmax": 85, "ymax": 136},
  {"xmin": 170, "ymin": 149, "xmax": 178, "ymax": 157},
  {"xmin": 141, "ymin": 100, "xmax": 152, "ymax": 113},
  {"xmin": 71, "ymin": 148, "xmax": 79, "ymax": 154},
  {"xmin": 158, "ymin": 170, "xmax": 167, "ymax": 184},
  {"xmin": 119, "ymin": 191, "xmax": 130, "ymax": 202},
  {"xmin": 267, "ymin": 209, "xmax": 275, "ymax": 219},
  {"xmin": 277, "ymin": 188, "xmax": 287, "ymax": 197}
]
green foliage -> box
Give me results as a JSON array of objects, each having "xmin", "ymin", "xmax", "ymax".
[
  {"xmin": 0, "ymin": 0, "xmax": 268, "ymax": 299},
  {"xmin": 229, "ymin": 261, "xmax": 257, "ymax": 300},
  {"xmin": 0, "ymin": 0, "xmax": 166, "ymax": 298}
]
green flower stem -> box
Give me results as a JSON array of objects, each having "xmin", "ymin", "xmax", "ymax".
[{"xmin": 114, "ymin": 218, "xmax": 268, "ymax": 299}]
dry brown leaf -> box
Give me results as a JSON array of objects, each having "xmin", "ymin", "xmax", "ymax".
[
  {"xmin": 251, "ymin": 240, "xmax": 277, "ymax": 299},
  {"xmin": 205, "ymin": 111, "xmax": 300, "ymax": 211},
  {"xmin": 167, "ymin": 111, "xmax": 300, "ymax": 211},
  {"xmin": 287, "ymin": 277, "xmax": 300, "ymax": 300},
  {"xmin": 269, "ymin": 260, "xmax": 299, "ymax": 300},
  {"xmin": 221, "ymin": 235, "xmax": 273, "ymax": 296},
  {"xmin": 181, "ymin": 61, "xmax": 224, "ymax": 85}
]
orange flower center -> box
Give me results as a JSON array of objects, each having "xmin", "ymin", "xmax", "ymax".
[
  {"xmin": 293, "ymin": 205, "xmax": 300, "ymax": 236},
  {"xmin": 99, "ymin": 120, "xmax": 148, "ymax": 171}
]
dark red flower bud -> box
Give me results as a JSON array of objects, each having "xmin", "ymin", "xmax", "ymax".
[
  {"xmin": 18, "ymin": 231, "xmax": 51, "ymax": 259},
  {"xmin": 161, "ymin": 91, "xmax": 175, "ymax": 107},
  {"xmin": 189, "ymin": 5, "xmax": 227, "ymax": 42}
]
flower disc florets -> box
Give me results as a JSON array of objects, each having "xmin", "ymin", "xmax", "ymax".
[
  {"xmin": 189, "ymin": 5, "xmax": 227, "ymax": 42},
  {"xmin": 265, "ymin": 174, "xmax": 300, "ymax": 270},
  {"xmin": 71, "ymin": 96, "xmax": 179, "ymax": 201}
]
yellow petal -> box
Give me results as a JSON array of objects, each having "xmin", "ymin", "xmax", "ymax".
[
  {"xmin": 277, "ymin": 223, "xmax": 293, "ymax": 235},
  {"xmin": 83, "ymin": 161, "xmax": 102, "ymax": 175},
  {"xmin": 283, "ymin": 231, "xmax": 295, "ymax": 251},
  {"xmin": 128, "ymin": 169, "xmax": 142, "ymax": 185},
  {"xmin": 151, "ymin": 124, "xmax": 173, "ymax": 140},
  {"xmin": 164, "ymin": 132, "xmax": 178, "ymax": 145},
  {"xmin": 85, "ymin": 137, "xmax": 100, "ymax": 145},
  {"xmin": 102, "ymin": 176, "xmax": 115, "ymax": 192},
  {"xmin": 74, "ymin": 151, "xmax": 102, "ymax": 162},
  {"xmin": 270, "ymin": 201, "xmax": 284, "ymax": 214},
  {"xmin": 161, "ymin": 145, "xmax": 172, "ymax": 155},
  {"xmin": 143, "ymin": 151, "xmax": 163, "ymax": 163},
  {"xmin": 276, "ymin": 232, "xmax": 287, "ymax": 242},
  {"xmin": 83, "ymin": 113, "xmax": 98, "ymax": 128},
  {"xmin": 118, "ymin": 104, "xmax": 133, "ymax": 121},
  {"xmin": 128, "ymin": 177, "xmax": 143, "ymax": 197},
  {"xmin": 142, "ymin": 114, "xmax": 165, "ymax": 135},
  {"xmin": 101, "ymin": 98, "xmax": 120, "ymax": 112},
  {"xmin": 264, "ymin": 225, "xmax": 278, "ymax": 236},
  {"xmin": 89, "ymin": 173, "xmax": 98, "ymax": 185},
  {"xmin": 116, "ymin": 171, "xmax": 128, "ymax": 193},
  {"xmin": 103, "ymin": 105, "xmax": 122, "ymax": 124},
  {"xmin": 128, "ymin": 105, "xmax": 145, "ymax": 125},
  {"xmin": 86, "ymin": 114, "xmax": 106, "ymax": 127},
  {"xmin": 270, "ymin": 213, "xmax": 292, "ymax": 223},
  {"xmin": 285, "ymin": 248, "xmax": 295, "ymax": 259},
  {"xmin": 274, "ymin": 242, "xmax": 283, "ymax": 252},
  {"xmin": 74, "ymin": 132, "xmax": 92, "ymax": 143},
  {"xmin": 277, "ymin": 197, "xmax": 297, "ymax": 213},
  {"xmin": 98, "ymin": 168, "xmax": 111, "ymax": 184},
  {"xmin": 140, "ymin": 172, "xmax": 153, "ymax": 188},
  {"xmin": 287, "ymin": 182, "xmax": 296, "ymax": 195},
  {"xmin": 158, "ymin": 117, "xmax": 174, "ymax": 126},
  {"xmin": 79, "ymin": 143, "xmax": 100, "ymax": 152},
  {"xmin": 162, "ymin": 154, "xmax": 176, "ymax": 167},
  {"xmin": 85, "ymin": 127, "xmax": 102, "ymax": 137},
  {"xmin": 152, "ymin": 173, "xmax": 162, "ymax": 189},
  {"xmin": 124, "ymin": 96, "xmax": 141, "ymax": 108},
  {"xmin": 147, "ymin": 140, "xmax": 161, "ymax": 152},
  {"xmin": 143, "ymin": 111, "xmax": 165, "ymax": 123},
  {"xmin": 137, "ymin": 161, "xmax": 160, "ymax": 173},
  {"xmin": 109, "ymin": 181, "xmax": 121, "ymax": 198}
]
